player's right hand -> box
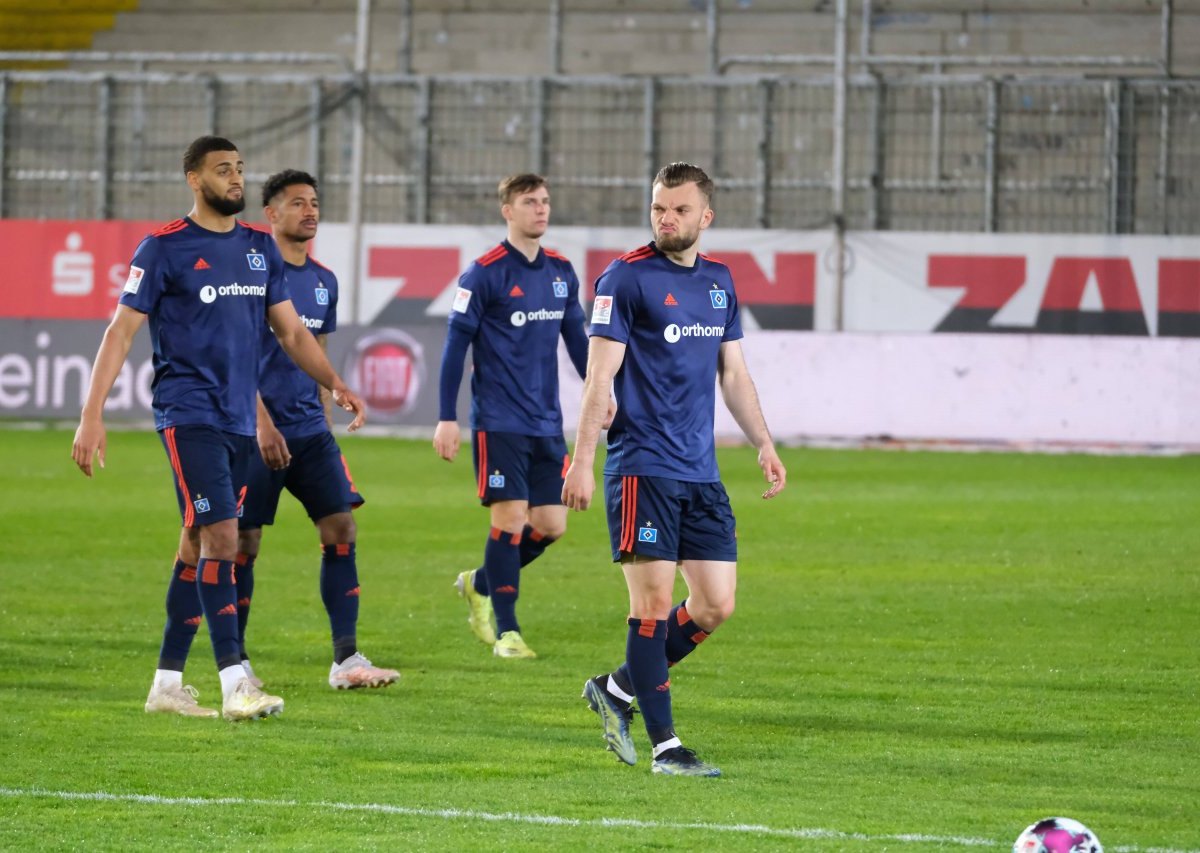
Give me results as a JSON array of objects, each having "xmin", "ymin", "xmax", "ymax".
[
  {"xmin": 561, "ymin": 461, "xmax": 595, "ymax": 511},
  {"xmin": 71, "ymin": 418, "xmax": 106, "ymax": 478},
  {"xmin": 433, "ymin": 420, "xmax": 460, "ymax": 461},
  {"xmin": 257, "ymin": 422, "xmax": 291, "ymax": 470}
]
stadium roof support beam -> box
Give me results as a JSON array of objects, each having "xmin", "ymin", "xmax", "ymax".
[
  {"xmin": 549, "ymin": 0, "xmax": 562, "ymax": 76},
  {"xmin": 1162, "ymin": 0, "xmax": 1173, "ymax": 76},
  {"xmin": 830, "ymin": 0, "xmax": 851, "ymax": 331},
  {"xmin": 348, "ymin": 0, "xmax": 370, "ymax": 325}
]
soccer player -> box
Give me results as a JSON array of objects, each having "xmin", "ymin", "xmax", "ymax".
[
  {"xmin": 562, "ymin": 162, "xmax": 787, "ymax": 776},
  {"xmin": 433, "ymin": 173, "xmax": 605, "ymax": 659},
  {"xmin": 234, "ymin": 169, "xmax": 398, "ymax": 691},
  {"xmin": 71, "ymin": 136, "xmax": 367, "ymax": 722}
]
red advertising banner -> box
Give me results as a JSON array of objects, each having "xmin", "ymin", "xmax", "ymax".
[{"xmin": 0, "ymin": 220, "xmax": 161, "ymax": 320}]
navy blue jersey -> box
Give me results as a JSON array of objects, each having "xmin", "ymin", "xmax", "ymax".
[
  {"xmin": 119, "ymin": 218, "xmax": 290, "ymax": 436},
  {"xmin": 448, "ymin": 240, "xmax": 586, "ymax": 437},
  {"xmin": 258, "ymin": 257, "xmax": 338, "ymax": 440},
  {"xmin": 589, "ymin": 242, "xmax": 743, "ymax": 482}
]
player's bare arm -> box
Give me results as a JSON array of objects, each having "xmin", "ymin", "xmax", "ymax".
[
  {"xmin": 72, "ymin": 305, "xmax": 147, "ymax": 477},
  {"xmin": 255, "ymin": 394, "xmax": 291, "ymax": 470},
  {"xmin": 267, "ymin": 299, "xmax": 366, "ymax": 431},
  {"xmin": 317, "ymin": 334, "xmax": 334, "ymax": 429},
  {"xmin": 718, "ymin": 339, "xmax": 786, "ymax": 499},
  {"xmin": 562, "ymin": 336, "xmax": 627, "ymax": 511}
]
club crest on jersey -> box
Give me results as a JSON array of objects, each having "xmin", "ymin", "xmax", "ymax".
[
  {"xmin": 552, "ymin": 279, "xmax": 568, "ymax": 298},
  {"xmin": 709, "ymin": 286, "xmax": 727, "ymax": 309},
  {"xmin": 246, "ymin": 252, "xmax": 267, "ymax": 271},
  {"xmin": 488, "ymin": 472, "xmax": 506, "ymax": 488},
  {"xmin": 591, "ymin": 295, "xmax": 613, "ymax": 325},
  {"xmin": 315, "ymin": 285, "xmax": 330, "ymax": 305},
  {"xmin": 638, "ymin": 523, "xmax": 658, "ymax": 544},
  {"xmin": 193, "ymin": 495, "xmax": 211, "ymax": 514}
]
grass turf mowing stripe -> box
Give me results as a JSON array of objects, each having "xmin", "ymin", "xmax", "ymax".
[{"xmin": 2, "ymin": 787, "xmax": 1196, "ymax": 852}]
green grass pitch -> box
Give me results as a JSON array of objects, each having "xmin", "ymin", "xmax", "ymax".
[{"xmin": 0, "ymin": 428, "xmax": 1197, "ymax": 851}]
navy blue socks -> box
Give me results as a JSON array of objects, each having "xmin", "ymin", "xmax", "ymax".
[
  {"xmin": 321, "ymin": 543, "xmax": 360, "ymax": 664},
  {"xmin": 484, "ymin": 527, "xmax": 522, "ymax": 635},
  {"xmin": 157, "ymin": 556, "xmax": 202, "ymax": 671}
]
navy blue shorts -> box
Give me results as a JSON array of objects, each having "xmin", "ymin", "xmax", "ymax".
[
  {"xmin": 603, "ymin": 474, "xmax": 738, "ymax": 563},
  {"xmin": 472, "ymin": 430, "xmax": 569, "ymax": 507},
  {"xmin": 159, "ymin": 425, "xmax": 256, "ymax": 528},
  {"xmin": 239, "ymin": 430, "xmax": 364, "ymax": 529}
]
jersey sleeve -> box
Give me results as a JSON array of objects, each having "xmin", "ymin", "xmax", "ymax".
[
  {"xmin": 324, "ymin": 269, "xmax": 339, "ymax": 334},
  {"xmin": 447, "ymin": 263, "xmax": 488, "ymax": 335},
  {"xmin": 118, "ymin": 236, "xmax": 169, "ymax": 315},
  {"xmin": 589, "ymin": 260, "xmax": 638, "ymax": 344},
  {"xmin": 560, "ymin": 266, "xmax": 589, "ymax": 378},
  {"xmin": 264, "ymin": 239, "xmax": 290, "ymax": 307},
  {"xmin": 722, "ymin": 275, "xmax": 744, "ymax": 343}
]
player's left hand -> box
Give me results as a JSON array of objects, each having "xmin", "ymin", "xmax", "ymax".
[
  {"xmin": 332, "ymin": 387, "xmax": 366, "ymax": 432},
  {"xmin": 257, "ymin": 422, "xmax": 291, "ymax": 470},
  {"xmin": 561, "ymin": 460, "xmax": 595, "ymax": 511},
  {"xmin": 758, "ymin": 445, "xmax": 787, "ymax": 499}
]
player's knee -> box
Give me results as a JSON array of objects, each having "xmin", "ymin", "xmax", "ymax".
[
  {"xmin": 198, "ymin": 520, "xmax": 239, "ymax": 561},
  {"xmin": 490, "ymin": 502, "xmax": 527, "ymax": 534},
  {"xmin": 690, "ymin": 596, "xmax": 735, "ymax": 631},
  {"xmin": 318, "ymin": 512, "xmax": 356, "ymax": 545},
  {"xmin": 535, "ymin": 519, "xmax": 567, "ymax": 540},
  {"xmin": 237, "ymin": 528, "xmax": 262, "ymax": 557}
]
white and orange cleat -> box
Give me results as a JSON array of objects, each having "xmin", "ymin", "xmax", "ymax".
[
  {"xmin": 144, "ymin": 682, "xmax": 219, "ymax": 718},
  {"xmin": 221, "ymin": 678, "xmax": 284, "ymax": 721},
  {"xmin": 328, "ymin": 652, "xmax": 400, "ymax": 689}
]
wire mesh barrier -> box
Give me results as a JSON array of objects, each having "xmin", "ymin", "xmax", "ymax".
[{"xmin": 0, "ymin": 70, "xmax": 1196, "ymax": 233}]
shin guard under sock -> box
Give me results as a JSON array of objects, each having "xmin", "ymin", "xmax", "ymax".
[
  {"xmin": 625, "ymin": 617, "xmax": 673, "ymax": 744},
  {"xmin": 195, "ymin": 558, "xmax": 241, "ymax": 671},
  {"xmin": 484, "ymin": 527, "xmax": 522, "ymax": 635},
  {"xmin": 234, "ymin": 551, "xmax": 256, "ymax": 660},
  {"xmin": 157, "ymin": 556, "xmax": 202, "ymax": 671},
  {"xmin": 321, "ymin": 543, "xmax": 360, "ymax": 664}
]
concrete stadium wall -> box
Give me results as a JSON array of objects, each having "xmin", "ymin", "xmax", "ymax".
[{"xmin": 90, "ymin": 1, "xmax": 1200, "ymax": 76}]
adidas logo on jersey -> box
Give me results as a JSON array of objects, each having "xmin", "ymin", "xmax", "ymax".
[
  {"xmin": 194, "ymin": 258, "xmax": 211, "ymax": 270},
  {"xmin": 664, "ymin": 293, "xmax": 678, "ymax": 306},
  {"xmin": 509, "ymin": 285, "xmax": 525, "ymax": 297}
]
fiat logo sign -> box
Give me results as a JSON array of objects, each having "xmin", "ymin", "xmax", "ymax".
[{"xmin": 346, "ymin": 329, "xmax": 424, "ymax": 418}]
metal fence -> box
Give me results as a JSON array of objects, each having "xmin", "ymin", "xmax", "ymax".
[{"xmin": 1, "ymin": 69, "xmax": 1198, "ymax": 234}]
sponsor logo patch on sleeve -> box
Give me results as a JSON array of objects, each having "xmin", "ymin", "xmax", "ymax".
[
  {"xmin": 452, "ymin": 287, "xmax": 472, "ymax": 314},
  {"xmin": 123, "ymin": 265, "xmax": 145, "ymax": 295},
  {"xmin": 591, "ymin": 295, "xmax": 613, "ymax": 325}
]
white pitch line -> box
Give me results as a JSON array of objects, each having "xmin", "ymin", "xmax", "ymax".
[{"xmin": 0, "ymin": 787, "xmax": 1195, "ymax": 852}]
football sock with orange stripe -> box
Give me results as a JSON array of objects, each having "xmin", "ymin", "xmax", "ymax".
[
  {"xmin": 610, "ymin": 601, "xmax": 711, "ymax": 696},
  {"xmin": 625, "ymin": 617, "xmax": 674, "ymax": 745},
  {"xmin": 665, "ymin": 600, "xmax": 710, "ymax": 666},
  {"xmin": 321, "ymin": 543, "xmax": 359, "ymax": 664},
  {"xmin": 518, "ymin": 524, "xmax": 556, "ymax": 567},
  {"xmin": 234, "ymin": 552, "xmax": 256, "ymax": 660},
  {"xmin": 157, "ymin": 556, "xmax": 202, "ymax": 671},
  {"xmin": 484, "ymin": 527, "xmax": 522, "ymax": 635},
  {"xmin": 470, "ymin": 525, "xmax": 557, "ymax": 595},
  {"xmin": 195, "ymin": 558, "xmax": 242, "ymax": 671}
]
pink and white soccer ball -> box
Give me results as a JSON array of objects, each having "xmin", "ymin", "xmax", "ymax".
[{"xmin": 1013, "ymin": 817, "xmax": 1103, "ymax": 853}]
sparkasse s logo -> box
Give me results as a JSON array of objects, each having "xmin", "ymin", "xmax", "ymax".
[{"xmin": 663, "ymin": 323, "xmax": 724, "ymax": 343}]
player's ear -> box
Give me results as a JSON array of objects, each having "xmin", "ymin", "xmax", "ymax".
[{"xmin": 700, "ymin": 206, "xmax": 714, "ymax": 229}]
